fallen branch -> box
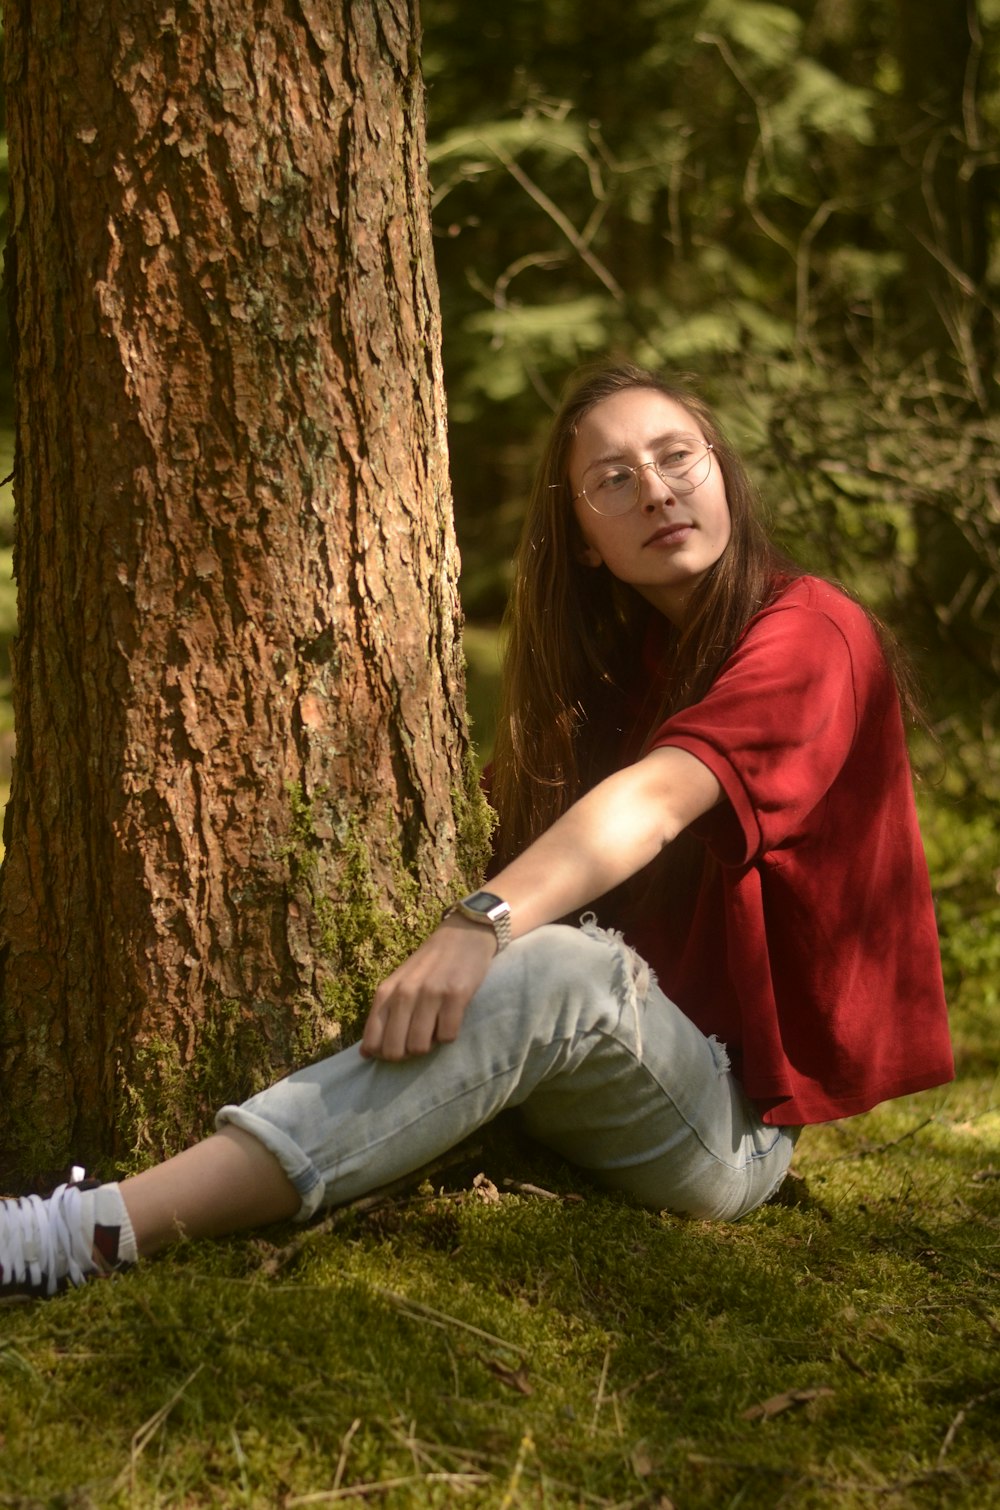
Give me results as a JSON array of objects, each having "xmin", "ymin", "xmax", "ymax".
[
  {"xmin": 502, "ymin": 1177, "xmax": 584, "ymax": 1202},
  {"xmin": 590, "ymin": 1344, "xmax": 614, "ymax": 1434}
]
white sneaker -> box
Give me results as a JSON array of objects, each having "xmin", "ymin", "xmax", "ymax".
[{"xmin": 0, "ymin": 1180, "xmax": 135, "ymax": 1298}]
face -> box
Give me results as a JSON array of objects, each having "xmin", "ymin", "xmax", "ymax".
[{"xmin": 568, "ymin": 387, "xmax": 732, "ymax": 624}]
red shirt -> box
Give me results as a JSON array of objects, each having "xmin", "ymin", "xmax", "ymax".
[{"xmin": 623, "ymin": 577, "xmax": 953, "ymax": 1124}]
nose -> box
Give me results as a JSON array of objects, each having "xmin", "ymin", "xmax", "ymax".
[{"xmin": 636, "ymin": 461, "xmax": 676, "ymax": 511}]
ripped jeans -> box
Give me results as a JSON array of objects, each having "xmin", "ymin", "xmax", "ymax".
[{"xmin": 217, "ymin": 922, "xmax": 798, "ymax": 1223}]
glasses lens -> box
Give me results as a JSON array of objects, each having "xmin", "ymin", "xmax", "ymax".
[
  {"xmin": 581, "ymin": 466, "xmax": 639, "ymax": 517},
  {"xmin": 657, "ymin": 442, "xmax": 712, "ymax": 494}
]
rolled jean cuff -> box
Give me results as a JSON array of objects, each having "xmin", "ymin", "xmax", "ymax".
[{"xmin": 216, "ymin": 1103, "xmax": 325, "ymax": 1221}]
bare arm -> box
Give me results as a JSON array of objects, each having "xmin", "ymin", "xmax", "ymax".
[
  {"xmin": 360, "ymin": 746, "xmax": 722, "ymax": 1060},
  {"xmin": 486, "ymin": 744, "xmax": 721, "ymax": 937}
]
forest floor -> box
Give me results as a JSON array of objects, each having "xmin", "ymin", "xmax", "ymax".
[{"xmin": 0, "ymin": 1068, "xmax": 997, "ymax": 1509}]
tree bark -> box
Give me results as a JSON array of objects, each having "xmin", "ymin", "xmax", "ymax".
[{"xmin": 0, "ymin": 0, "xmax": 482, "ymax": 1182}]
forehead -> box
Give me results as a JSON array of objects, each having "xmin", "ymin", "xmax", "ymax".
[{"xmin": 570, "ymin": 388, "xmax": 702, "ymax": 473}]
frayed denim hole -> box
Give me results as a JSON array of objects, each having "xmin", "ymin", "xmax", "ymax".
[
  {"xmin": 577, "ymin": 913, "xmax": 656, "ymax": 1058},
  {"xmin": 707, "ymin": 1034, "xmax": 731, "ymax": 1077}
]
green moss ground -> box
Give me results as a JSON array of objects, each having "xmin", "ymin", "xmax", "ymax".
[{"xmin": 0, "ymin": 1076, "xmax": 997, "ymax": 1508}]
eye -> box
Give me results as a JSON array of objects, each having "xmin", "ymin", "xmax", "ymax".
[
  {"xmin": 658, "ymin": 445, "xmax": 694, "ymax": 470},
  {"xmin": 593, "ymin": 466, "xmax": 633, "ymax": 492}
]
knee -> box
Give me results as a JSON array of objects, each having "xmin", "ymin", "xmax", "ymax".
[
  {"xmin": 506, "ymin": 923, "xmax": 607, "ymax": 981},
  {"xmin": 483, "ymin": 922, "xmax": 643, "ymax": 1034}
]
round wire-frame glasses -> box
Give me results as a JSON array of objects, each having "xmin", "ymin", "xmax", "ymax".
[{"xmin": 571, "ymin": 441, "xmax": 715, "ymax": 517}]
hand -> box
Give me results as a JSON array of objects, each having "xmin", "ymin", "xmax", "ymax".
[{"xmin": 360, "ymin": 917, "xmax": 499, "ymax": 1062}]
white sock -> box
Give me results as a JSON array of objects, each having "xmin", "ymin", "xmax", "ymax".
[{"xmin": 79, "ymin": 1182, "xmax": 139, "ymax": 1270}]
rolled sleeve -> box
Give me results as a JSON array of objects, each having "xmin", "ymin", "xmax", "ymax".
[{"xmin": 648, "ymin": 601, "xmax": 862, "ymax": 866}]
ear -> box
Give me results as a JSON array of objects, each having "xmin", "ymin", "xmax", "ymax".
[{"xmin": 577, "ymin": 543, "xmax": 604, "ymax": 568}]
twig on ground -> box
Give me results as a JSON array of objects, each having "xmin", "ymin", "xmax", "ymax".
[
  {"xmin": 384, "ymin": 1421, "xmax": 491, "ymax": 1476},
  {"xmin": 112, "ymin": 1364, "xmax": 204, "ymax": 1495},
  {"xmin": 332, "ymin": 1418, "xmax": 362, "ymax": 1493},
  {"xmin": 590, "ymin": 1344, "xmax": 613, "ymax": 1434},
  {"xmin": 832, "ymin": 1118, "xmax": 934, "ymax": 1160},
  {"xmin": 953, "ymin": 1194, "xmax": 1000, "ymax": 1230},
  {"xmin": 615, "ymin": 1366, "xmax": 669, "ymax": 1400},
  {"xmin": 972, "ymin": 1303, "xmax": 1000, "ymax": 1340},
  {"xmin": 502, "ymin": 1177, "xmax": 585, "ymax": 1202},
  {"xmin": 372, "ymin": 1286, "xmax": 526, "ymax": 1359},
  {"xmin": 285, "ymin": 1471, "xmax": 489, "ymax": 1505},
  {"xmin": 834, "ymin": 1346, "xmax": 874, "ymax": 1380},
  {"xmin": 482, "ymin": 1355, "xmax": 533, "ymax": 1395},
  {"xmin": 938, "ymin": 1384, "xmax": 1000, "ymax": 1462}
]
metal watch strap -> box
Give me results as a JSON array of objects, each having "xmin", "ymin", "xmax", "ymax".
[{"xmin": 443, "ymin": 891, "xmax": 512, "ymax": 953}]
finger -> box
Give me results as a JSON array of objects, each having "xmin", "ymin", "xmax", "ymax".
[
  {"xmin": 433, "ymin": 987, "xmax": 472, "ymax": 1045},
  {"xmin": 403, "ymin": 991, "xmax": 456, "ymax": 1057},
  {"xmin": 360, "ymin": 978, "xmax": 396, "ymax": 1058},
  {"xmin": 378, "ymin": 987, "xmax": 426, "ymax": 1062}
]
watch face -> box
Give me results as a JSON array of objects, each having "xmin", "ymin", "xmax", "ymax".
[{"xmin": 463, "ymin": 890, "xmax": 503, "ymax": 916}]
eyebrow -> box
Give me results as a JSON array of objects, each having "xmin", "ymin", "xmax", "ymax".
[{"xmin": 583, "ymin": 430, "xmax": 703, "ymax": 470}]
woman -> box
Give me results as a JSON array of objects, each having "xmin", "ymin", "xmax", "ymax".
[{"xmin": 1, "ymin": 363, "xmax": 953, "ymax": 1296}]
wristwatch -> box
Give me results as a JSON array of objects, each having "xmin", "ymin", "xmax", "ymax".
[{"xmin": 443, "ymin": 890, "xmax": 512, "ymax": 953}]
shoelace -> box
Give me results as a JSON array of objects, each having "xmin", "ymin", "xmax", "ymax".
[{"xmin": 0, "ymin": 1183, "xmax": 95, "ymax": 1296}]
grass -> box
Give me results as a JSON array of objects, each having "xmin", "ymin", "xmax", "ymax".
[{"xmin": 1, "ymin": 1064, "xmax": 997, "ymax": 1506}]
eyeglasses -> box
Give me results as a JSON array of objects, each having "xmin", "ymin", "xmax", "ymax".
[{"xmin": 571, "ymin": 441, "xmax": 715, "ymax": 517}]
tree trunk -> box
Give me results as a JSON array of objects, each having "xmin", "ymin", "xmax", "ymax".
[{"xmin": 0, "ymin": 0, "xmax": 484, "ymax": 1183}]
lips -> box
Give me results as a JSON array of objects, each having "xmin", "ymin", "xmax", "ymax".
[{"xmin": 643, "ymin": 521, "xmax": 694, "ymax": 547}]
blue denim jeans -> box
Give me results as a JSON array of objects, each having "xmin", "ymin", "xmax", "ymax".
[{"xmin": 217, "ymin": 921, "xmax": 797, "ymax": 1223}]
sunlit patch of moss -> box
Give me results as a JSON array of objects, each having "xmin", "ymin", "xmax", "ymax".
[
  {"xmin": 286, "ymin": 767, "xmax": 491, "ymax": 1050},
  {"xmin": 454, "ymin": 742, "xmax": 496, "ymax": 880},
  {"xmin": 310, "ymin": 829, "xmax": 433, "ymax": 1047},
  {"xmin": 115, "ymin": 996, "xmax": 293, "ymax": 1173}
]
